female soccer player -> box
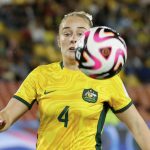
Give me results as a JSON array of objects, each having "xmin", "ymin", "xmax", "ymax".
[{"xmin": 0, "ymin": 11, "xmax": 150, "ymax": 150}]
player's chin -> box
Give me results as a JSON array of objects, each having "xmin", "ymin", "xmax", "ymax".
[{"xmin": 67, "ymin": 51, "xmax": 76, "ymax": 59}]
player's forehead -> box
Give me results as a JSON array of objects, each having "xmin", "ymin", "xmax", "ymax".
[{"xmin": 60, "ymin": 16, "xmax": 90, "ymax": 32}]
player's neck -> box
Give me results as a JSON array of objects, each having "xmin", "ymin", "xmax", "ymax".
[{"xmin": 63, "ymin": 60, "xmax": 79, "ymax": 70}]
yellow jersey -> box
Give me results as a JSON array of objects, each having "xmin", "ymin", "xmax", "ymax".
[{"xmin": 14, "ymin": 62, "xmax": 132, "ymax": 150}]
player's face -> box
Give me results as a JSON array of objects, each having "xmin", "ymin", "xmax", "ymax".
[{"xmin": 58, "ymin": 16, "xmax": 90, "ymax": 61}]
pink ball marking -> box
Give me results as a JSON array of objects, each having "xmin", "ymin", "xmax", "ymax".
[
  {"xmin": 114, "ymin": 49, "xmax": 125, "ymax": 64},
  {"xmin": 84, "ymin": 31, "xmax": 90, "ymax": 38},
  {"xmin": 113, "ymin": 49, "xmax": 126, "ymax": 71},
  {"xmin": 83, "ymin": 51, "xmax": 102, "ymax": 70},
  {"xmin": 91, "ymin": 54, "xmax": 102, "ymax": 70},
  {"xmin": 93, "ymin": 32, "xmax": 114, "ymax": 43}
]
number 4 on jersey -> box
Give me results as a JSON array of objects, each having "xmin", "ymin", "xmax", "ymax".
[{"xmin": 57, "ymin": 106, "xmax": 69, "ymax": 127}]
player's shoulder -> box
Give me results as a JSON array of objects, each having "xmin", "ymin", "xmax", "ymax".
[
  {"xmin": 103, "ymin": 74, "xmax": 122, "ymax": 85},
  {"xmin": 107, "ymin": 74, "xmax": 125, "ymax": 91},
  {"xmin": 33, "ymin": 62, "xmax": 62, "ymax": 73},
  {"xmin": 110, "ymin": 74, "xmax": 122, "ymax": 81}
]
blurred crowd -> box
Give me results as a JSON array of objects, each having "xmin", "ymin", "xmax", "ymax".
[{"xmin": 0, "ymin": 0, "xmax": 150, "ymax": 84}]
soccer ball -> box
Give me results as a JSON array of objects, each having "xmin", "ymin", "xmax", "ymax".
[{"xmin": 75, "ymin": 26, "xmax": 127, "ymax": 79}]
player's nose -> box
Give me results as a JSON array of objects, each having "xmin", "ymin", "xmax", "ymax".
[{"xmin": 70, "ymin": 34, "xmax": 77, "ymax": 43}]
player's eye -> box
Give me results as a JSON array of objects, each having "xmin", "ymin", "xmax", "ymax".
[
  {"xmin": 77, "ymin": 32, "xmax": 84, "ymax": 37},
  {"xmin": 63, "ymin": 32, "xmax": 72, "ymax": 37}
]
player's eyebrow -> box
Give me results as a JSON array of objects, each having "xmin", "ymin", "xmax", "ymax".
[{"xmin": 62, "ymin": 27, "xmax": 87, "ymax": 30}]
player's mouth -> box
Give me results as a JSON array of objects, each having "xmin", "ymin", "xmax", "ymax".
[{"xmin": 69, "ymin": 47, "xmax": 75, "ymax": 52}]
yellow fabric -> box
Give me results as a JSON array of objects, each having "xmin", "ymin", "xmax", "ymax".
[{"xmin": 15, "ymin": 62, "xmax": 132, "ymax": 150}]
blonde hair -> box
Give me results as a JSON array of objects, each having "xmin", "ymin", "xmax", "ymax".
[{"xmin": 59, "ymin": 11, "xmax": 93, "ymax": 32}]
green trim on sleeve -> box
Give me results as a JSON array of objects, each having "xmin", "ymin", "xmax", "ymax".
[
  {"xmin": 13, "ymin": 95, "xmax": 36, "ymax": 110},
  {"xmin": 112, "ymin": 101, "xmax": 133, "ymax": 114}
]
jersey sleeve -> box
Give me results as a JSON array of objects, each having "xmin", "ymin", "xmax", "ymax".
[
  {"xmin": 108, "ymin": 75, "xmax": 133, "ymax": 113},
  {"xmin": 13, "ymin": 67, "xmax": 40, "ymax": 109}
]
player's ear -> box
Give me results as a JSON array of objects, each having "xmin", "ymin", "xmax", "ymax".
[{"xmin": 57, "ymin": 35, "xmax": 60, "ymax": 48}]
